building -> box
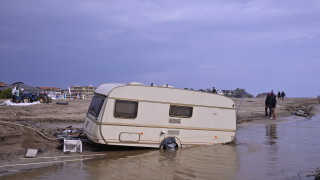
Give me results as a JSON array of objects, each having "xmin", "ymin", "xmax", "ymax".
[
  {"xmin": 37, "ymin": 87, "xmax": 62, "ymax": 92},
  {"xmin": 37, "ymin": 87, "xmax": 62, "ymax": 98},
  {"xmin": 68, "ymin": 85, "xmax": 96, "ymax": 98}
]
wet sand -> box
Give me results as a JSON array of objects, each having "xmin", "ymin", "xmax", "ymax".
[{"xmin": 0, "ymin": 97, "xmax": 319, "ymax": 174}]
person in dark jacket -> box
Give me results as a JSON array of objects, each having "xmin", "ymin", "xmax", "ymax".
[
  {"xmin": 212, "ymin": 87, "xmax": 217, "ymax": 94},
  {"xmin": 281, "ymin": 91, "xmax": 286, "ymax": 101},
  {"xmin": 265, "ymin": 93, "xmax": 272, "ymax": 116},
  {"xmin": 278, "ymin": 91, "xmax": 281, "ymax": 99},
  {"xmin": 270, "ymin": 94, "xmax": 277, "ymax": 120}
]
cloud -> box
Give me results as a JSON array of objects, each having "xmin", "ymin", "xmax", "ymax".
[
  {"xmin": 1, "ymin": 0, "xmax": 320, "ymax": 96},
  {"xmin": 3, "ymin": 0, "xmax": 319, "ymax": 47}
]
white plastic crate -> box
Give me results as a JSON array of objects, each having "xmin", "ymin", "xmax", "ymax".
[
  {"xmin": 25, "ymin": 149, "xmax": 38, "ymax": 158},
  {"xmin": 63, "ymin": 139, "xmax": 82, "ymax": 153}
]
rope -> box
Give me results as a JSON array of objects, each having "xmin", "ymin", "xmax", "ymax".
[{"xmin": 0, "ymin": 120, "xmax": 61, "ymax": 141}]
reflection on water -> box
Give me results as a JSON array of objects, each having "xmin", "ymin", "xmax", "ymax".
[
  {"xmin": 265, "ymin": 124, "xmax": 279, "ymax": 176},
  {"xmin": 235, "ymin": 115, "xmax": 320, "ymax": 180},
  {"xmin": 265, "ymin": 124, "xmax": 278, "ymax": 146},
  {"xmin": 79, "ymin": 145, "xmax": 238, "ymax": 180},
  {"xmin": 2, "ymin": 115, "xmax": 320, "ymax": 180}
]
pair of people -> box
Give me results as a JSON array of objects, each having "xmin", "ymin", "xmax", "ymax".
[
  {"xmin": 277, "ymin": 91, "xmax": 286, "ymax": 101},
  {"xmin": 265, "ymin": 91, "xmax": 277, "ymax": 120}
]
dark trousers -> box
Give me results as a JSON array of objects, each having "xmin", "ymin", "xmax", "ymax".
[{"xmin": 265, "ymin": 106, "xmax": 272, "ymax": 116}]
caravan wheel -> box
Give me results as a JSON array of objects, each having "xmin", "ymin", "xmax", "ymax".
[{"xmin": 159, "ymin": 137, "xmax": 180, "ymax": 150}]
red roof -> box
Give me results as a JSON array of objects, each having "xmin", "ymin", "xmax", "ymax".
[{"xmin": 0, "ymin": 82, "xmax": 10, "ymax": 87}]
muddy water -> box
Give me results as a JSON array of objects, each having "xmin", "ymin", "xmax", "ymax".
[{"xmin": 2, "ymin": 115, "xmax": 320, "ymax": 180}]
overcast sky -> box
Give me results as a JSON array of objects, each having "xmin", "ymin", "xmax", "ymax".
[{"xmin": 1, "ymin": 0, "xmax": 320, "ymax": 97}]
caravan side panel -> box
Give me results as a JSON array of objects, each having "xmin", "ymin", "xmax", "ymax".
[{"xmin": 94, "ymin": 85, "xmax": 236, "ymax": 147}]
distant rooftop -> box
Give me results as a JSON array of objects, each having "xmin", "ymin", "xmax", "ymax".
[{"xmin": 0, "ymin": 81, "xmax": 10, "ymax": 87}]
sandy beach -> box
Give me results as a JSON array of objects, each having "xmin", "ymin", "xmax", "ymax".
[{"xmin": 0, "ymin": 97, "xmax": 319, "ymax": 169}]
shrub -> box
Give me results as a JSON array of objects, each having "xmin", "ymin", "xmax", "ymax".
[
  {"xmin": 0, "ymin": 88, "xmax": 12, "ymax": 99},
  {"xmin": 233, "ymin": 88, "xmax": 254, "ymax": 98}
]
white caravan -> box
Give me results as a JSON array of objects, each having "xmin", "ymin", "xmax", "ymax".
[{"xmin": 83, "ymin": 83, "xmax": 237, "ymax": 149}]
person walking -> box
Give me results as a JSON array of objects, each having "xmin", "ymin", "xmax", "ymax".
[
  {"xmin": 270, "ymin": 93, "xmax": 277, "ymax": 120},
  {"xmin": 212, "ymin": 87, "xmax": 217, "ymax": 94},
  {"xmin": 281, "ymin": 91, "xmax": 286, "ymax": 101},
  {"xmin": 277, "ymin": 91, "xmax": 281, "ymax": 99}
]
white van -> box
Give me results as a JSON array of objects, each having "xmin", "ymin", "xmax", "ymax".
[{"xmin": 83, "ymin": 83, "xmax": 236, "ymax": 149}]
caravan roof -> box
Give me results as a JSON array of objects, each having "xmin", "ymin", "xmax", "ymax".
[
  {"xmin": 94, "ymin": 82, "xmax": 234, "ymax": 108},
  {"xmin": 95, "ymin": 82, "xmax": 149, "ymax": 96},
  {"xmin": 95, "ymin": 83, "xmax": 126, "ymax": 96}
]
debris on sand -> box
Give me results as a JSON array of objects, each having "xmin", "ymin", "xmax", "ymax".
[
  {"xmin": 51, "ymin": 126, "xmax": 85, "ymax": 153},
  {"xmin": 52, "ymin": 126, "xmax": 84, "ymax": 139},
  {"xmin": 25, "ymin": 149, "xmax": 38, "ymax": 158},
  {"xmin": 56, "ymin": 101, "xmax": 69, "ymax": 105},
  {"xmin": 291, "ymin": 110, "xmax": 309, "ymax": 117},
  {"xmin": 1, "ymin": 100, "xmax": 40, "ymax": 106},
  {"xmin": 63, "ymin": 139, "xmax": 82, "ymax": 153},
  {"xmin": 303, "ymin": 167, "xmax": 320, "ymax": 180}
]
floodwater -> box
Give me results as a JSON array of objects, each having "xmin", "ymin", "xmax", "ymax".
[{"xmin": 2, "ymin": 115, "xmax": 320, "ymax": 180}]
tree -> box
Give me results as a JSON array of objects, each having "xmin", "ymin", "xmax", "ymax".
[{"xmin": 233, "ymin": 88, "xmax": 253, "ymax": 98}]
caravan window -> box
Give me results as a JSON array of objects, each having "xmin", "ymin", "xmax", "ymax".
[
  {"xmin": 169, "ymin": 105, "xmax": 193, "ymax": 118},
  {"xmin": 88, "ymin": 94, "xmax": 106, "ymax": 119},
  {"xmin": 114, "ymin": 100, "xmax": 138, "ymax": 119}
]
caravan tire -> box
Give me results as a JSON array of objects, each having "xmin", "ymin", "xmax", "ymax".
[{"xmin": 159, "ymin": 137, "xmax": 179, "ymax": 150}]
